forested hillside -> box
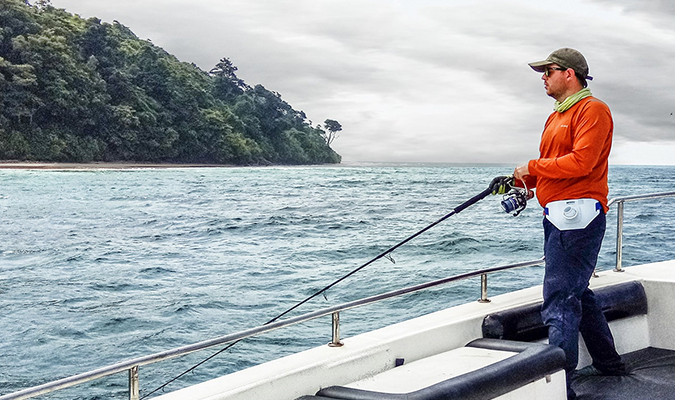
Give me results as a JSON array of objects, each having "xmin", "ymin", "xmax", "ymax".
[{"xmin": 0, "ymin": 0, "xmax": 342, "ymax": 164}]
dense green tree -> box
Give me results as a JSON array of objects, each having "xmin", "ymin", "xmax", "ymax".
[
  {"xmin": 0, "ymin": 0, "xmax": 341, "ymax": 165},
  {"xmin": 210, "ymin": 57, "xmax": 249, "ymax": 103}
]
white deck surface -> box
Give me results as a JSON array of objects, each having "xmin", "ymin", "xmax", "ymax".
[{"xmin": 345, "ymin": 346, "xmax": 515, "ymax": 393}]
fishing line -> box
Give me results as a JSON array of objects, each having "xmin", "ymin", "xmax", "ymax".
[
  {"xmin": 267, "ymin": 185, "xmax": 494, "ymax": 324},
  {"xmin": 142, "ymin": 181, "xmax": 498, "ymax": 398}
]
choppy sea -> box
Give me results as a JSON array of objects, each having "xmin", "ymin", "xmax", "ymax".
[{"xmin": 1, "ymin": 163, "xmax": 674, "ymax": 399}]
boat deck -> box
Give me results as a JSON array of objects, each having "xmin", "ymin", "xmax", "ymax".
[{"xmin": 574, "ymin": 347, "xmax": 675, "ymax": 400}]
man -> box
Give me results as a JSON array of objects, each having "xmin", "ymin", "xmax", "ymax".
[{"xmin": 513, "ymin": 48, "xmax": 626, "ymax": 400}]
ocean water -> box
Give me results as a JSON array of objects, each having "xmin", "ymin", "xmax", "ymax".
[{"xmin": 1, "ymin": 164, "xmax": 674, "ymax": 399}]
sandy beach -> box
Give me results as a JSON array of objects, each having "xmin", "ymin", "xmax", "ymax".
[{"xmin": 0, "ymin": 161, "xmax": 234, "ymax": 170}]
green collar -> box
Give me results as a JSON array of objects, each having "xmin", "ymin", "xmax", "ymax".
[{"xmin": 554, "ymin": 88, "xmax": 592, "ymax": 113}]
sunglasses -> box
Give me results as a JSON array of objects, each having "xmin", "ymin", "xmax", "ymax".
[{"xmin": 544, "ymin": 67, "xmax": 568, "ymax": 77}]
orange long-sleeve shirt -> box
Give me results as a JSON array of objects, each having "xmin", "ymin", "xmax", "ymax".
[{"xmin": 525, "ymin": 96, "xmax": 613, "ymax": 212}]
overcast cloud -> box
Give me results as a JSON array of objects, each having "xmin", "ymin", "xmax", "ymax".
[{"xmin": 49, "ymin": 0, "xmax": 675, "ymax": 165}]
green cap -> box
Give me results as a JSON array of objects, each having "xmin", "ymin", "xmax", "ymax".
[{"xmin": 528, "ymin": 48, "xmax": 593, "ymax": 81}]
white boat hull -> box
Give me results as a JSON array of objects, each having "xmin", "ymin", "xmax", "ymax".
[{"xmin": 154, "ymin": 260, "xmax": 675, "ymax": 400}]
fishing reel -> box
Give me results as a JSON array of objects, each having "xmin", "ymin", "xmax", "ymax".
[
  {"xmin": 501, "ymin": 187, "xmax": 529, "ymax": 216},
  {"xmin": 489, "ymin": 175, "xmax": 530, "ymax": 217}
]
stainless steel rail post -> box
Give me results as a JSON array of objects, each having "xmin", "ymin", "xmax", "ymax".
[
  {"xmin": 615, "ymin": 201, "xmax": 625, "ymax": 272},
  {"xmin": 329, "ymin": 312, "xmax": 344, "ymax": 347},
  {"xmin": 479, "ymin": 273, "xmax": 490, "ymax": 303},
  {"xmin": 129, "ymin": 366, "xmax": 139, "ymax": 400}
]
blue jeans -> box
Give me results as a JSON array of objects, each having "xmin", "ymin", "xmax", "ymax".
[{"xmin": 541, "ymin": 212, "xmax": 624, "ymax": 397}]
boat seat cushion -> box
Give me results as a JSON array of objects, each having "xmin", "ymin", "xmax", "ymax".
[
  {"xmin": 303, "ymin": 339, "xmax": 564, "ymax": 400},
  {"xmin": 482, "ymin": 281, "xmax": 648, "ymax": 341}
]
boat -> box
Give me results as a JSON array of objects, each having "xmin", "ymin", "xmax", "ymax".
[{"xmin": 2, "ymin": 190, "xmax": 675, "ymax": 400}]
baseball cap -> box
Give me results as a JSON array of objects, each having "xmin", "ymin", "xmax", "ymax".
[{"xmin": 529, "ymin": 48, "xmax": 593, "ymax": 81}]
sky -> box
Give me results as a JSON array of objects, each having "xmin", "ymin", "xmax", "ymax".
[{"xmin": 48, "ymin": 0, "xmax": 675, "ymax": 165}]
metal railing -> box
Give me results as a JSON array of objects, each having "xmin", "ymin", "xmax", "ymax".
[
  {"xmin": 608, "ymin": 190, "xmax": 675, "ymax": 272},
  {"xmin": 0, "ymin": 258, "xmax": 546, "ymax": 400},
  {"xmin": 2, "ymin": 190, "xmax": 674, "ymax": 400}
]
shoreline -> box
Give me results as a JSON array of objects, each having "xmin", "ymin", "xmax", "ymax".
[{"xmin": 0, "ymin": 161, "xmax": 235, "ymax": 170}]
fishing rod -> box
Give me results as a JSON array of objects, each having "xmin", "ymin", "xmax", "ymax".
[
  {"xmin": 141, "ymin": 175, "xmax": 521, "ymax": 399},
  {"xmin": 268, "ymin": 178, "xmax": 511, "ymax": 323}
]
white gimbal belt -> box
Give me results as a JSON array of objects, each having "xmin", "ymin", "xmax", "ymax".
[{"xmin": 544, "ymin": 198, "xmax": 602, "ymax": 231}]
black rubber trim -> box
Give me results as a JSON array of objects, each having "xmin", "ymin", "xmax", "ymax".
[
  {"xmin": 311, "ymin": 339, "xmax": 565, "ymax": 400},
  {"xmin": 482, "ymin": 281, "xmax": 648, "ymax": 342}
]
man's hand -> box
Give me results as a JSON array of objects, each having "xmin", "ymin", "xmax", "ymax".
[
  {"xmin": 489, "ymin": 175, "xmax": 513, "ymax": 195},
  {"xmin": 514, "ymin": 164, "xmax": 530, "ymax": 181}
]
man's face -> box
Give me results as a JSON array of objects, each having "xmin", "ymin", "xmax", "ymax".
[{"xmin": 542, "ymin": 64, "xmax": 569, "ymax": 100}]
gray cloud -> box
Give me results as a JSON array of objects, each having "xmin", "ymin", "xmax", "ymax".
[{"xmin": 50, "ymin": 0, "xmax": 675, "ymax": 164}]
